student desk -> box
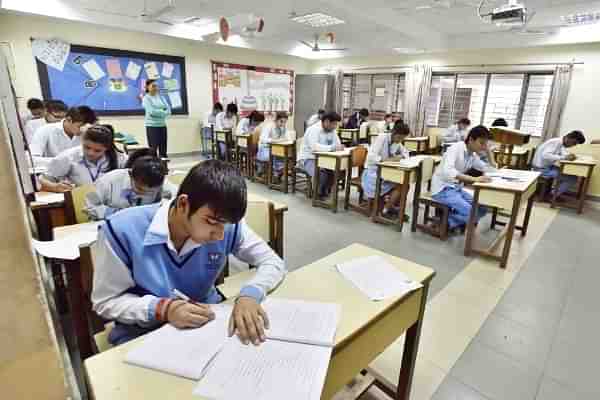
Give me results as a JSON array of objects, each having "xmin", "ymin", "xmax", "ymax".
[
  {"xmin": 30, "ymin": 192, "xmax": 68, "ymax": 241},
  {"xmin": 554, "ymin": 156, "xmax": 598, "ymax": 214},
  {"xmin": 368, "ymin": 131, "xmax": 381, "ymax": 145},
  {"xmin": 464, "ymin": 170, "xmax": 539, "ymax": 269},
  {"xmin": 493, "ymin": 146, "xmax": 529, "ymax": 169},
  {"xmin": 268, "ymin": 140, "xmax": 296, "ymax": 194},
  {"xmin": 214, "ymin": 129, "xmax": 234, "ymax": 163},
  {"xmin": 312, "ymin": 149, "xmax": 353, "ymax": 213},
  {"xmin": 247, "ymin": 193, "xmax": 288, "ymax": 257},
  {"xmin": 338, "ymin": 129, "xmax": 360, "ymax": 146},
  {"xmin": 402, "ymin": 137, "xmax": 429, "ymax": 154},
  {"xmin": 235, "ymin": 133, "xmax": 253, "ymax": 177},
  {"xmin": 84, "ymin": 243, "xmax": 435, "ymax": 400}
]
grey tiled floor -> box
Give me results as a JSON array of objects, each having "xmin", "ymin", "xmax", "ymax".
[{"xmin": 434, "ymin": 208, "xmax": 600, "ymax": 400}]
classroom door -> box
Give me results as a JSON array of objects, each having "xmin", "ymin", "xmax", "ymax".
[{"xmin": 294, "ymin": 74, "xmax": 330, "ymax": 136}]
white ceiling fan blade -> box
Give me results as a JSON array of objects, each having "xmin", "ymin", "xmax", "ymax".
[
  {"xmin": 299, "ymin": 40, "xmax": 314, "ymax": 49},
  {"xmin": 147, "ymin": 1, "xmax": 176, "ymax": 20},
  {"xmin": 155, "ymin": 19, "xmax": 174, "ymax": 26},
  {"xmin": 318, "ymin": 48, "xmax": 349, "ymax": 51},
  {"xmin": 83, "ymin": 7, "xmax": 138, "ymax": 19},
  {"xmin": 526, "ymin": 10, "xmax": 537, "ymax": 25}
]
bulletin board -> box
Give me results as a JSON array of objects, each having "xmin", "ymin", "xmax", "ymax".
[
  {"xmin": 211, "ymin": 61, "xmax": 294, "ymax": 114},
  {"xmin": 36, "ymin": 44, "xmax": 189, "ymax": 116}
]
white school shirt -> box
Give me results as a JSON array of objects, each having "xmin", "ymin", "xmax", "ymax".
[
  {"xmin": 532, "ymin": 137, "xmax": 569, "ymax": 169},
  {"xmin": 366, "ymin": 133, "xmax": 410, "ymax": 169},
  {"xmin": 43, "ymin": 147, "xmax": 126, "ymax": 187},
  {"xmin": 442, "ymin": 125, "xmax": 468, "ymax": 145},
  {"xmin": 30, "ymin": 121, "xmax": 80, "ymax": 167},
  {"xmin": 91, "ymin": 199, "xmax": 287, "ymax": 324},
  {"xmin": 203, "ymin": 111, "xmax": 217, "ymax": 127},
  {"xmin": 259, "ymin": 123, "xmax": 289, "ymax": 147},
  {"xmin": 24, "ymin": 118, "xmax": 46, "ymax": 145},
  {"xmin": 215, "ymin": 112, "xmax": 236, "ymax": 131},
  {"xmin": 235, "ymin": 117, "xmax": 253, "ymax": 135},
  {"xmin": 431, "ymin": 141, "xmax": 493, "ymax": 195},
  {"xmin": 297, "ymin": 122, "xmax": 342, "ymax": 161},
  {"xmin": 84, "ymin": 169, "xmax": 178, "ymax": 221},
  {"xmin": 306, "ymin": 113, "xmax": 321, "ymax": 128}
]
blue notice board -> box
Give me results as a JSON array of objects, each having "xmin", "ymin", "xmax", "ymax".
[{"xmin": 36, "ymin": 44, "xmax": 188, "ymax": 116}]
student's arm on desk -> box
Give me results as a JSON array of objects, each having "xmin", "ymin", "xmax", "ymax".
[
  {"xmin": 441, "ymin": 147, "xmax": 491, "ymax": 184},
  {"xmin": 40, "ymin": 154, "xmax": 74, "ymax": 193},
  {"xmin": 84, "ymin": 180, "xmax": 117, "ymax": 220}
]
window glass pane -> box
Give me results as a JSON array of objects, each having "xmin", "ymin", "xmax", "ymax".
[
  {"xmin": 371, "ymin": 74, "xmax": 396, "ymax": 114},
  {"xmin": 353, "ymin": 74, "xmax": 371, "ymax": 110},
  {"xmin": 520, "ymin": 74, "xmax": 553, "ymax": 136},
  {"xmin": 455, "ymin": 74, "xmax": 487, "ymax": 125},
  {"xmin": 426, "ymin": 75, "xmax": 455, "ymax": 128},
  {"xmin": 394, "ymin": 75, "xmax": 406, "ymax": 119},
  {"xmin": 342, "ymin": 75, "xmax": 353, "ymax": 119},
  {"xmin": 483, "ymin": 74, "xmax": 524, "ymax": 128}
]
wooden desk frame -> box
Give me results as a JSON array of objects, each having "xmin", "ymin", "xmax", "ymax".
[
  {"xmin": 235, "ymin": 134, "xmax": 253, "ymax": 177},
  {"xmin": 214, "ymin": 129, "xmax": 234, "ymax": 163},
  {"xmin": 338, "ymin": 129, "xmax": 360, "ymax": 146},
  {"xmin": 402, "ymin": 137, "xmax": 429, "ymax": 154},
  {"xmin": 552, "ymin": 160, "xmax": 596, "ymax": 214},
  {"xmin": 268, "ymin": 141, "xmax": 296, "ymax": 194},
  {"xmin": 312, "ymin": 151, "xmax": 353, "ymax": 213}
]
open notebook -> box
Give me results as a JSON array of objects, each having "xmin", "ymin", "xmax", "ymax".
[{"xmin": 125, "ymin": 298, "xmax": 341, "ymax": 400}]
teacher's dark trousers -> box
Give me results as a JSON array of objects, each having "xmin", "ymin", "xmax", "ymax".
[{"xmin": 146, "ymin": 126, "xmax": 168, "ymax": 158}]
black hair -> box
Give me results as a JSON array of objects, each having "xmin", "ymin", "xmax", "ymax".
[
  {"xmin": 131, "ymin": 156, "xmax": 167, "ymax": 188},
  {"xmin": 392, "ymin": 122, "xmax": 410, "ymax": 137},
  {"xmin": 249, "ymin": 111, "xmax": 265, "ymax": 124},
  {"xmin": 45, "ymin": 100, "xmax": 68, "ymax": 115},
  {"xmin": 66, "ymin": 106, "xmax": 97, "ymax": 124},
  {"xmin": 214, "ymin": 102, "xmax": 224, "ymax": 112},
  {"xmin": 317, "ymin": 109, "xmax": 325, "ymax": 115},
  {"xmin": 458, "ymin": 118, "xmax": 471, "ymax": 125},
  {"xmin": 566, "ymin": 130, "xmax": 586, "ymax": 145},
  {"xmin": 226, "ymin": 103, "xmax": 238, "ymax": 115},
  {"xmin": 83, "ymin": 125, "xmax": 121, "ymax": 171},
  {"xmin": 275, "ymin": 111, "xmax": 288, "ymax": 121},
  {"xmin": 27, "ymin": 98, "xmax": 44, "ymax": 110},
  {"xmin": 145, "ymin": 79, "xmax": 157, "ymax": 93},
  {"xmin": 359, "ymin": 108, "xmax": 369, "ymax": 118},
  {"xmin": 125, "ymin": 147, "xmax": 158, "ymax": 168},
  {"xmin": 466, "ymin": 125, "xmax": 492, "ymax": 142},
  {"xmin": 321, "ymin": 111, "xmax": 342, "ymax": 123},
  {"xmin": 176, "ymin": 160, "xmax": 247, "ymax": 223},
  {"xmin": 491, "ymin": 118, "xmax": 508, "ymax": 127},
  {"xmin": 385, "ymin": 113, "xmax": 393, "ymax": 119}
]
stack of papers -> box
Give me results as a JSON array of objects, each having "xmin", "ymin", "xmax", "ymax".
[
  {"xmin": 32, "ymin": 230, "xmax": 98, "ymax": 260},
  {"xmin": 336, "ymin": 255, "xmax": 422, "ymax": 301}
]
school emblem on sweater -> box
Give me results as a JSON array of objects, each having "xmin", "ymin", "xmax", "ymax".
[{"xmin": 208, "ymin": 253, "xmax": 222, "ymax": 266}]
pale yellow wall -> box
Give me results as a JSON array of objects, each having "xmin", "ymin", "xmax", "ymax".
[
  {"xmin": 0, "ymin": 13, "xmax": 313, "ymax": 155},
  {"xmin": 314, "ymin": 44, "xmax": 600, "ymax": 196}
]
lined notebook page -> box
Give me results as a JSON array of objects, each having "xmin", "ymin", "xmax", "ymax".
[
  {"xmin": 262, "ymin": 298, "xmax": 340, "ymax": 347},
  {"xmin": 336, "ymin": 255, "xmax": 422, "ymax": 301},
  {"xmin": 124, "ymin": 305, "xmax": 232, "ymax": 380},
  {"xmin": 193, "ymin": 338, "xmax": 332, "ymax": 400}
]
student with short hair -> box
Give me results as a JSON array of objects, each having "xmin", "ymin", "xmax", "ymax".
[
  {"xmin": 91, "ymin": 160, "xmax": 286, "ymax": 346},
  {"xmin": 306, "ymin": 109, "xmax": 325, "ymax": 128},
  {"xmin": 297, "ymin": 111, "xmax": 344, "ymax": 198},
  {"xmin": 40, "ymin": 124, "xmax": 126, "ymax": 193},
  {"xmin": 215, "ymin": 103, "xmax": 238, "ymax": 131},
  {"xmin": 256, "ymin": 112, "xmax": 290, "ymax": 176},
  {"xmin": 20, "ymin": 98, "xmax": 45, "ymax": 128},
  {"xmin": 362, "ymin": 122, "xmax": 411, "ymax": 218},
  {"xmin": 24, "ymin": 100, "xmax": 68, "ymax": 145},
  {"xmin": 30, "ymin": 105, "xmax": 97, "ymax": 166},
  {"xmin": 143, "ymin": 79, "xmax": 171, "ymax": 158},
  {"xmin": 236, "ymin": 110, "xmax": 265, "ymax": 136},
  {"xmin": 382, "ymin": 114, "xmax": 395, "ymax": 132},
  {"xmin": 532, "ymin": 130, "xmax": 586, "ymax": 199},
  {"xmin": 84, "ymin": 151, "xmax": 177, "ymax": 220},
  {"xmin": 491, "ymin": 118, "xmax": 508, "ymax": 127},
  {"xmin": 442, "ymin": 118, "xmax": 471, "ymax": 147},
  {"xmin": 345, "ymin": 108, "xmax": 369, "ymax": 129},
  {"xmin": 202, "ymin": 102, "xmax": 223, "ymax": 153},
  {"xmin": 431, "ymin": 125, "xmax": 496, "ymax": 231}
]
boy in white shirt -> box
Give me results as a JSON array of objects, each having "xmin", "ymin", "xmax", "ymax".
[
  {"xmin": 442, "ymin": 118, "xmax": 470, "ymax": 149},
  {"xmin": 202, "ymin": 102, "xmax": 223, "ymax": 155},
  {"xmin": 24, "ymin": 100, "xmax": 67, "ymax": 145},
  {"xmin": 297, "ymin": 112, "xmax": 343, "ymax": 199},
  {"xmin": 431, "ymin": 126, "xmax": 496, "ymax": 232},
  {"xmin": 306, "ymin": 109, "xmax": 324, "ymax": 129},
  {"xmin": 532, "ymin": 130, "xmax": 586, "ymax": 199},
  {"xmin": 20, "ymin": 98, "xmax": 45, "ymax": 128},
  {"xmin": 256, "ymin": 112, "xmax": 290, "ymax": 177}
]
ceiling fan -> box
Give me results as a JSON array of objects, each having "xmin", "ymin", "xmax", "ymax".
[
  {"xmin": 299, "ymin": 34, "xmax": 348, "ymax": 52},
  {"xmin": 479, "ymin": 10, "xmax": 554, "ymax": 36},
  {"xmin": 84, "ymin": 0, "xmax": 176, "ymax": 26}
]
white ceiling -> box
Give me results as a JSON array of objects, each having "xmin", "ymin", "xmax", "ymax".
[{"xmin": 3, "ymin": 0, "xmax": 600, "ymax": 59}]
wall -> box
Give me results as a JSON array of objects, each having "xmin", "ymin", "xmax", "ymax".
[
  {"xmin": 0, "ymin": 112, "xmax": 67, "ymax": 398},
  {"xmin": 312, "ymin": 44, "xmax": 600, "ymax": 196},
  {"xmin": 0, "ymin": 12, "xmax": 313, "ymax": 155}
]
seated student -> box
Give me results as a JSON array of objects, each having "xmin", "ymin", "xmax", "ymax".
[
  {"xmin": 91, "ymin": 160, "xmax": 286, "ymax": 345},
  {"xmin": 20, "ymin": 98, "xmax": 45, "ymax": 128},
  {"xmin": 382, "ymin": 114, "xmax": 395, "ymax": 132},
  {"xmin": 442, "ymin": 118, "xmax": 471, "ymax": 147},
  {"xmin": 532, "ymin": 130, "xmax": 586, "ymax": 199},
  {"xmin": 431, "ymin": 126, "xmax": 496, "ymax": 232},
  {"xmin": 236, "ymin": 110, "xmax": 265, "ymax": 136},
  {"xmin": 202, "ymin": 102, "xmax": 223, "ymax": 146},
  {"xmin": 84, "ymin": 150, "xmax": 176, "ymax": 220},
  {"xmin": 362, "ymin": 122, "xmax": 411, "ymax": 218},
  {"xmin": 256, "ymin": 112, "xmax": 290, "ymax": 177},
  {"xmin": 39, "ymin": 125, "xmax": 126, "ymax": 193},
  {"xmin": 24, "ymin": 100, "xmax": 68, "ymax": 145},
  {"xmin": 30, "ymin": 106, "xmax": 97, "ymax": 167},
  {"xmin": 345, "ymin": 108, "xmax": 369, "ymax": 129},
  {"xmin": 215, "ymin": 103, "xmax": 239, "ymax": 158},
  {"xmin": 306, "ymin": 109, "xmax": 325, "ymax": 129},
  {"xmin": 297, "ymin": 112, "xmax": 344, "ymax": 199}
]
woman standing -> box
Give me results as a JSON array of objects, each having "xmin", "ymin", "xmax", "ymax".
[{"xmin": 142, "ymin": 79, "xmax": 171, "ymax": 158}]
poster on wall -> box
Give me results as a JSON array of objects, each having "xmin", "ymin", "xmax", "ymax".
[{"xmin": 212, "ymin": 61, "xmax": 294, "ymax": 115}]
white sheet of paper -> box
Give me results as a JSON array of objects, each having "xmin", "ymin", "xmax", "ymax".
[
  {"xmin": 193, "ymin": 339, "xmax": 332, "ymax": 400},
  {"xmin": 144, "ymin": 62, "xmax": 160, "ymax": 79},
  {"xmin": 31, "ymin": 38, "xmax": 70, "ymax": 71},
  {"xmin": 262, "ymin": 298, "xmax": 340, "ymax": 347},
  {"xmin": 125, "ymin": 61, "xmax": 142, "ymax": 81},
  {"xmin": 82, "ymin": 59, "xmax": 106, "ymax": 81},
  {"xmin": 168, "ymin": 91, "xmax": 182, "ymax": 109},
  {"xmin": 336, "ymin": 255, "xmax": 422, "ymax": 301},
  {"xmin": 32, "ymin": 231, "xmax": 98, "ymax": 260},
  {"xmin": 162, "ymin": 62, "xmax": 174, "ymax": 78},
  {"xmin": 125, "ymin": 305, "xmax": 232, "ymax": 380},
  {"xmin": 34, "ymin": 192, "xmax": 65, "ymax": 204}
]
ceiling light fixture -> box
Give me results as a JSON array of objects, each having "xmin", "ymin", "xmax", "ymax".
[
  {"xmin": 561, "ymin": 12, "xmax": 600, "ymax": 25},
  {"xmin": 290, "ymin": 12, "xmax": 345, "ymax": 27}
]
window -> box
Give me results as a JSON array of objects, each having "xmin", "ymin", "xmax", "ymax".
[
  {"xmin": 342, "ymin": 73, "xmax": 406, "ymax": 120},
  {"xmin": 426, "ymin": 71, "xmax": 554, "ymax": 136}
]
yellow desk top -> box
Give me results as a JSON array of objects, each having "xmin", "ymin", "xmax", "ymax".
[
  {"xmin": 30, "ymin": 191, "xmax": 66, "ymax": 209},
  {"xmin": 84, "ymin": 243, "xmax": 434, "ymax": 400},
  {"xmin": 404, "ymin": 136, "xmax": 429, "ymax": 142},
  {"xmin": 493, "ymin": 146, "xmax": 529, "ymax": 156},
  {"xmin": 313, "ymin": 149, "xmax": 353, "ymax": 158},
  {"xmin": 53, "ymin": 221, "xmax": 102, "ymax": 240},
  {"xmin": 268, "ymin": 140, "xmax": 295, "ymax": 146},
  {"xmin": 559, "ymin": 155, "xmax": 598, "ymax": 166},
  {"xmin": 247, "ymin": 192, "xmax": 288, "ymax": 213},
  {"xmin": 475, "ymin": 170, "xmax": 540, "ymax": 193}
]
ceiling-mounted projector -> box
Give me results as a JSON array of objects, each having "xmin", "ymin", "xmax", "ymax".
[{"xmin": 490, "ymin": 0, "xmax": 526, "ymax": 26}]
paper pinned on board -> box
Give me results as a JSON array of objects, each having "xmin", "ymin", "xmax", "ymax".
[
  {"xmin": 144, "ymin": 62, "xmax": 160, "ymax": 79},
  {"xmin": 162, "ymin": 62, "xmax": 174, "ymax": 78},
  {"xmin": 163, "ymin": 79, "xmax": 178, "ymax": 91},
  {"xmin": 32, "ymin": 231, "xmax": 98, "ymax": 260},
  {"xmin": 168, "ymin": 91, "xmax": 182, "ymax": 109},
  {"xmin": 106, "ymin": 59, "xmax": 123, "ymax": 79},
  {"xmin": 125, "ymin": 61, "xmax": 142, "ymax": 81},
  {"xmin": 31, "ymin": 38, "xmax": 70, "ymax": 71},
  {"xmin": 82, "ymin": 58, "xmax": 106, "ymax": 81}
]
